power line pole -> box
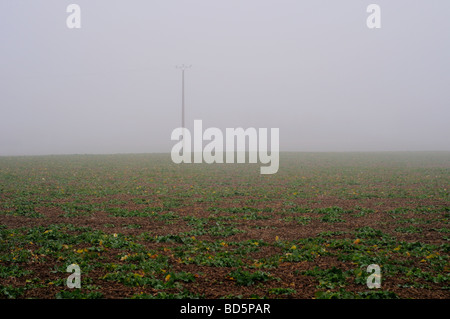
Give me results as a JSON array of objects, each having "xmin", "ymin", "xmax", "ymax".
[{"xmin": 176, "ymin": 64, "xmax": 192, "ymax": 129}]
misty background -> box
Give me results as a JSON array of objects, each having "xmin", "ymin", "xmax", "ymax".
[{"xmin": 1, "ymin": 0, "xmax": 449, "ymax": 156}]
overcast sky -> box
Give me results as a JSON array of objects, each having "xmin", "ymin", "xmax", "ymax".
[{"xmin": 1, "ymin": 0, "xmax": 449, "ymax": 155}]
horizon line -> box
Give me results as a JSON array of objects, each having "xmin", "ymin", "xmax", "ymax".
[{"xmin": 1, "ymin": 150, "xmax": 450, "ymax": 158}]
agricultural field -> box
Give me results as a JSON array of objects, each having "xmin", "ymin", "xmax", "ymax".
[{"xmin": 0, "ymin": 152, "xmax": 449, "ymax": 299}]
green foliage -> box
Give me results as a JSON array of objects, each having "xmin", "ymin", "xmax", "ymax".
[
  {"xmin": 268, "ymin": 287, "xmax": 297, "ymax": 295},
  {"xmin": 395, "ymin": 226, "xmax": 423, "ymax": 234},
  {"xmin": 302, "ymin": 267, "xmax": 349, "ymax": 289},
  {"xmin": 0, "ymin": 152, "xmax": 449, "ymax": 299},
  {"xmin": 315, "ymin": 289, "xmax": 400, "ymax": 299},
  {"xmin": 0, "ymin": 285, "xmax": 26, "ymax": 298},
  {"xmin": 228, "ymin": 269, "xmax": 274, "ymax": 286},
  {"xmin": 0, "ymin": 265, "xmax": 32, "ymax": 278},
  {"xmin": 131, "ymin": 290, "xmax": 203, "ymax": 299},
  {"xmin": 56, "ymin": 289, "xmax": 103, "ymax": 299}
]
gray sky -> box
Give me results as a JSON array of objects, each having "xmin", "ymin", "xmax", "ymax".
[{"xmin": 1, "ymin": 0, "xmax": 449, "ymax": 156}]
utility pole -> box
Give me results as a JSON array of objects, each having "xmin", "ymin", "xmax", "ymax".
[{"xmin": 176, "ymin": 64, "xmax": 192, "ymax": 129}]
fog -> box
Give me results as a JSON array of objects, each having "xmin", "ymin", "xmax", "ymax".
[{"xmin": 1, "ymin": 0, "xmax": 449, "ymax": 156}]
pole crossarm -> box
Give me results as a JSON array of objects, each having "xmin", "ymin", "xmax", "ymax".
[{"xmin": 175, "ymin": 64, "xmax": 192, "ymax": 70}]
